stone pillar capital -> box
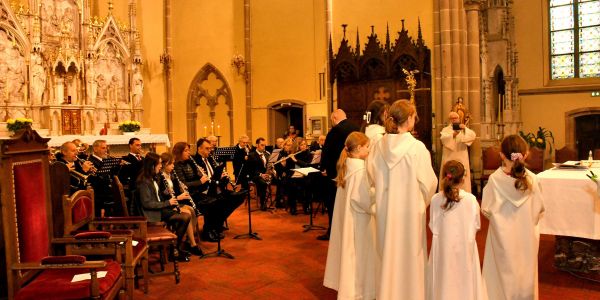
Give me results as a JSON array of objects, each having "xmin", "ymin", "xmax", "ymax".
[{"xmin": 464, "ymin": 0, "xmax": 482, "ymax": 11}]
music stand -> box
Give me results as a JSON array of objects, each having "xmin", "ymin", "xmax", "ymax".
[
  {"xmin": 234, "ymin": 187, "xmax": 262, "ymax": 240},
  {"xmin": 299, "ymin": 170, "xmax": 326, "ymax": 232},
  {"xmin": 199, "ymin": 236, "xmax": 234, "ymax": 259}
]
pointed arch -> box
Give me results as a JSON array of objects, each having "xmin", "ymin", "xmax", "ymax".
[{"xmin": 186, "ymin": 63, "xmax": 233, "ymax": 144}]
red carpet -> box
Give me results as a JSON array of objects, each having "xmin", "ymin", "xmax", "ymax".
[{"xmin": 134, "ymin": 200, "xmax": 600, "ymax": 299}]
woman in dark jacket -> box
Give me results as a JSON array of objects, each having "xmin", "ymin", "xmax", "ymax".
[{"xmin": 137, "ymin": 152, "xmax": 192, "ymax": 261}]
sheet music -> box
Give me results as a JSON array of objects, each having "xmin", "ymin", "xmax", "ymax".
[
  {"xmin": 268, "ymin": 149, "xmax": 281, "ymax": 163},
  {"xmin": 71, "ymin": 271, "xmax": 108, "ymax": 282},
  {"xmin": 291, "ymin": 167, "xmax": 320, "ymax": 176}
]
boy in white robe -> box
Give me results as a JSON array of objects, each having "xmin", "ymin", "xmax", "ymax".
[
  {"xmin": 324, "ymin": 132, "xmax": 376, "ymax": 300},
  {"xmin": 427, "ymin": 160, "xmax": 485, "ymax": 300},
  {"xmin": 481, "ymin": 135, "xmax": 545, "ymax": 300},
  {"xmin": 367, "ymin": 100, "xmax": 438, "ymax": 300}
]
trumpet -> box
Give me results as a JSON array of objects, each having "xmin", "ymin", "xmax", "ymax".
[
  {"xmin": 77, "ymin": 156, "xmax": 97, "ymax": 174},
  {"xmin": 70, "ymin": 168, "xmax": 90, "ymax": 187}
]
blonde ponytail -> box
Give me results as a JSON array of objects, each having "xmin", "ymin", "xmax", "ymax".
[{"xmin": 336, "ymin": 132, "xmax": 369, "ymax": 188}]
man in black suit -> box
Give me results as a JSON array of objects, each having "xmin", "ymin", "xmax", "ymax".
[
  {"xmin": 118, "ymin": 138, "xmax": 144, "ymax": 206},
  {"xmin": 232, "ymin": 135, "xmax": 250, "ymax": 189},
  {"xmin": 247, "ymin": 137, "xmax": 271, "ymax": 211},
  {"xmin": 318, "ymin": 109, "xmax": 359, "ymax": 240},
  {"xmin": 88, "ymin": 140, "xmax": 118, "ymax": 217},
  {"xmin": 194, "ymin": 138, "xmax": 245, "ymax": 239},
  {"xmin": 56, "ymin": 141, "xmax": 95, "ymax": 194}
]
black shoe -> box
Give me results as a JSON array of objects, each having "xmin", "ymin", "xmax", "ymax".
[
  {"xmin": 201, "ymin": 231, "xmax": 219, "ymax": 243},
  {"xmin": 316, "ymin": 234, "xmax": 330, "ymax": 241},
  {"xmin": 189, "ymin": 246, "xmax": 204, "ymax": 256},
  {"xmin": 179, "ymin": 249, "xmax": 191, "ymax": 257}
]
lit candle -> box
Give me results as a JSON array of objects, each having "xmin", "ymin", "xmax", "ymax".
[
  {"xmin": 211, "ymin": 121, "xmax": 214, "ymax": 135},
  {"xmin": 217, "ymin": 125, "xmax": 220, "ymax": 136},
  {"xmin": 204, "ymin": 126, "xmax": 207, "ymax": 137}
]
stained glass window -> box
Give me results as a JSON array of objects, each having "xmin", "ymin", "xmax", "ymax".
[{"xmin": 550, "ymin": 0, "xmax": 600, "ymax": 79}]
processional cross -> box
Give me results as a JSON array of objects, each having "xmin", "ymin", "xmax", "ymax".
[{"xmin": 402, "ymin": 68, "xmax": 419, "ymax": 104}]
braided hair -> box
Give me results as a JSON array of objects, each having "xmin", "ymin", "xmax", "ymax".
[
  {"xmin": 441, "ymin": 160, "xmax": 465, "ymax": 211},
  {"xmin": 501, "ymin": 135, "xmax": 530, "ymax": 191}
]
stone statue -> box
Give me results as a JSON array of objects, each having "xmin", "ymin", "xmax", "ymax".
[
  {"xmin": 7, "ymin": 47, "xmax": 25, "ymax": 104},
  {"xmin": 452, "ymin": 97, "xmax": 471, "ymax": 127},
  {"xmin": 132, "ymin": 67, "xmax": 143, "ymax": 108},
  {"xmin": 96, "ymin": 73, "xmax": 107, "ymax": 103},
  {"xmin": 31, "ymin": 54, "xmax": 46, "ymax": 104},
  {"xmin": 86, "ymin": 67, "xmax": 96, "ymax": 104}
]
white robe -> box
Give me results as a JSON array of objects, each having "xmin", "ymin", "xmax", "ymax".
[
  {"xmin": 481, "ymin": 168, "xmax": 545, "ymax": 300},
  {"xmin": 367, "ymin": 132, "xmax": 438, "ymax": 300},
  {"xmin": 365, "ymin": 124, "xmax": 385, "ymax": 146},
  {"xmin": 427, "ymin": 190, "xmax": 486, "ymax": 300},
  {"xmin": 324, "ymin": 158, "xmax": 377, "ymax": 300},
  {"xmin": 439, "ymin": 125, "xmax": 476, "ymax": 192}
]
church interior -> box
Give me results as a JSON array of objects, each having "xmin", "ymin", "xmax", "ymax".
[{"xmin": 0, "ymin": 0, "xmax": 599, "ymax": 299}]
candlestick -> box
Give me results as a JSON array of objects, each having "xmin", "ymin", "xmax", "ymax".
[
  {"xmin": 217, "ymin": 125, "xmax": 220, "ymax": 136},
  {"xmin": 204, "ymin": 126, "xmax": 207, "ymax": 137}
]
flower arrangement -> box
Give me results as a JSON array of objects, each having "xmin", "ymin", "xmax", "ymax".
[
  {"xmin": 6, "ymin": 118, "xmax": 33, "ymax": 132},
  {"xmin": 118, "ymin": 120, "xmax": 141, "ymax": 132},
  {"xmin": 519, "ymin": 127, "xmax": 554, "ymax": 151}
]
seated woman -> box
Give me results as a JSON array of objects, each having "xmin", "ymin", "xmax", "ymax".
[
  {"xmin": 137, "ymin": 152, "xmax": 192, "ymax": 262},
  {"xmin": 172, "ymin": 142, "xmax": 226, "ymax": 243},
  {"xmin": 158, "ymin": 152, "xmax": 203, "ymax": 256},
  {"xmin": 286, "ymin": 139, "xmax": 314, "ymax": 215}
]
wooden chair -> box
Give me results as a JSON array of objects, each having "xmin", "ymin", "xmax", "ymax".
[
  {"xmin": 525, "ymin": 147, "xmax": 545, "ymax": 174},
  {"xmin": 113, "ymin": 175, "xmax": 130, "ymax": 216},
  {"xmin": 0, "ymin": 127, "xmax": 125, "ymax": 299},
  {"xmin": 121, "ymin": 180, "xmax": 181, "ymax": 284},
  {"xmin": 63, "ymin": 188, "xmax": 149, "ymax": 299},
  {"xmin": 481, "ymin": 146, "xmax": 502, "ymax": 189},
  {"xmin": 595, "ymin": 149, "xmax": 600, "ymax": 160},
  {"xmin": 555, "ymin": 146, "xmax": 577, "ymax": 163}
]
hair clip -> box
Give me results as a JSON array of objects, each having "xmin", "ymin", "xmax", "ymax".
[
  {"xmin": 510, "ymin": 152, "xmax": 524, "ymax": 161},
  {"xmin": 446, "ymin": 173, "xmax": 452, "ymax": 179},
  {"xmin": 363, "ymin": 111, "xmax": 371, "ymax": 123}
]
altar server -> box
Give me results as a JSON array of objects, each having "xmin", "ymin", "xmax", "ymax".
[
  {"xmin": 481, "ymin": 134, "xmax": 545, "ymax": 300},
  {"xmin": 367, "ymin": 99, "xmax": 437, "ymax": 300},
  {"xmin": 427, "ymin": 160, "xmax": 485, "ymax": 300},
  {"xmin": 324, "ymin": 132, "xmax": 376, "ymax": 300}
]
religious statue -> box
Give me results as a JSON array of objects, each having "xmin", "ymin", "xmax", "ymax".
[
  {"xmin": 30, "ymin": 54, "xmax": 46, "ymax": 104},
  {"xmin": 7, "ymin": 47, "xmax": 26, "ymax": 104},
  {"xmin": 402, "ymin": 68, "xmax": 419, "ymax": 104},
  {"xmin": 132, "ymin": 67, "xmax": 143, "ymax": 108},
  {"xmin": 452, "ymin": 97, "xmax": 471, "ymax": 127},
  {"xmin": 96, "ymin": 73, "xmax": 107, "ymax": 103}
]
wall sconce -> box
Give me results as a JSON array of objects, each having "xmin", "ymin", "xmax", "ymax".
[{"xmin": 231, "ymin": 54, "xmax": 246, "ymax": 75}]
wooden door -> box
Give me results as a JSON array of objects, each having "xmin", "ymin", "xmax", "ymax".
[{"xmin": 61, "ymin": 109, "xmax": 82, "ymax": 135}]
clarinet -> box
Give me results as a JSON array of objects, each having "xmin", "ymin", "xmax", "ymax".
[
  {"xmin": 171, "ymin": 170, "xmax": 200, "ymax": 216},
  {"xmin": 190, "ymin": 156, "xmax": 222, "ymax": 195},
  {"xmin": 190, "ymin": 156, "xmax": 211, "ymax": 183},
  {"xmin": 159, "ymin": 173, "xmax": 181, "ymax": 213}
]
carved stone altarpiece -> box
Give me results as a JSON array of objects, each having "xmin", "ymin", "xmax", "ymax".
[{"xmin": 0, "ymin": 0, "xmax": 143, "ymax": 136}]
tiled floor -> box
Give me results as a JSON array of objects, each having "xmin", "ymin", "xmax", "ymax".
[{"xmin": 133, "ymin": 200, "xmax": 600, "ymax": 299}]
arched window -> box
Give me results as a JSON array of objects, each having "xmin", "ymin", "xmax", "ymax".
[{"xmin": 550, "ymin": 0, "xmax": 600, "ymax": 79}]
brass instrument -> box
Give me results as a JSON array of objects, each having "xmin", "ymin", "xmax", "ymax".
[
  {"xmin": 70, "ymin": 168, "xmax": 90, "ymax": 187},
  {"xmin": 77, "ymin": 155, "xmax": 98, "ymax": 174},
  {"xmin": 171, "ymin": 171, "xmax": 200, "ymax": 215}
]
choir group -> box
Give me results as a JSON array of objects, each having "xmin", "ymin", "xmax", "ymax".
[{"xmin": 323, "ymin": 99, "xmax": 544, "ymax": 300}]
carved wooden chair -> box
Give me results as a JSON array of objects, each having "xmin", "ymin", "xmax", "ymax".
[
  {"xmin": 525, "ymin": 147, "xmax": 545, "ymax": 174},
  {"xmin": 555, "ymin": 146, "xmax": 577, "ymax": 163},
  {"xmin": 0, "ymin": 127, "xmax": 125, "ymax": 299},
  {"xmin": 113, "ymin": 175, "xmax": 130, "ymax": 216},
  {"xmin": 63, "ymin": 188, "xmax": 149, "ymax": 299},
  {"xmin": 481, "ymin": 146, "xmax": 502, "ymax": 189}
]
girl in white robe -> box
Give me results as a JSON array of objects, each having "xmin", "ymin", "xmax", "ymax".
[
  {"xmin": 427, "ymin": 160, "xmax": 485, "ymax": 300},
  {"xmin": 367, "ymin": 100, "xmax": 438, "ymax": 300},
  {"xmin": 324, "ymin": 132, "xmax": 377, "ymax": 300},
  {"xmin": 481, "ymin": 135, "xmax": 545, "ymax": 300},
  {"xmin": 362, "ymin": 100, "xmax": 389, "ymax": 146}
]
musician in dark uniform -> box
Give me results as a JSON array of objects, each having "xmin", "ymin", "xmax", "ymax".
[
  {"xmin": 285, "ymin": 139, "xmax": 313, "ymax": 215},
  {"xmin": 88, "ymin": 140, "xmax": 120, "ymax": 217},
  {"xmin": 232, "ymin": 135, "xmax": 251, "ymax": 189},
  {"xmin": 247, "ymin": 137, "xmax": 271, "ymax": 211},
  {"xmin": 118, "ymin": 138, "xmax": 144, "ymax": 206},
  {"xmin": 57, "ymin": 141, "xmax": 94, "ymax": 194}
]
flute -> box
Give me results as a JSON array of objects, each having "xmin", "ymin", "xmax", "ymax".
[{"xmin": 273, "ymin": 149, "xmax": 308, "ymax": 165}]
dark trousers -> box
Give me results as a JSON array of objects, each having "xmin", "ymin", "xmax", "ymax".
[
  {"xmin": 324, "ymin": 179, "xmax": 337, "ymax": 235},
  {"xmin": 252, "ymin": 176, "xmax": 268, "ymax": 207}
]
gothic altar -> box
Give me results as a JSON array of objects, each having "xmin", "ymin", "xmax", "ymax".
[{"xmin": 0, "ymin": 0, "xmax": 144, "ymax": 137}]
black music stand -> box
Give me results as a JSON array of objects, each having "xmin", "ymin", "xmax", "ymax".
[
  {"xmin": 303, "ymin": 198, "xmax": 326, "ymax": 232},
  {"xmin": 234, "ymin": 187, "xmax": 262, "ymax": 240},
  {"xmin": 199, "ymin": 236, "xmax": 234, "ymax": 259}
]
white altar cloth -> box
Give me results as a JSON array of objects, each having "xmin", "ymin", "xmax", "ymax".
[
  {"xmin": 42, "ymin": 134, "xmax": 171, "ymax": 148},
  {"xmin": 538, "ymin": 167, "xmax": 600, "ymax": 239}
]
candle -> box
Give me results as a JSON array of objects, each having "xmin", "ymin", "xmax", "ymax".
[
  {"xmin": 217, "ymin": 125, "xmax": 220, "ymax": 136},
  {"xmin": 204, "ymin": 126, "xmax": 207, "ymax": 137},
  {"xmin": 211, "ymin": 121, "xmax": 214, "ymax": 135}
]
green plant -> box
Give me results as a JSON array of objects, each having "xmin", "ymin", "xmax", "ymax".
[
  {"xmin": 6, "ymin": 118, "xmax": 33, "ymax": 132},
  {"xmin": 519, "ymin": 127, "xmax": 554, "ymax": 152},
  {"xmin": 118, "ymin": 120, "xmax": 141, "ymax": 132}
]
